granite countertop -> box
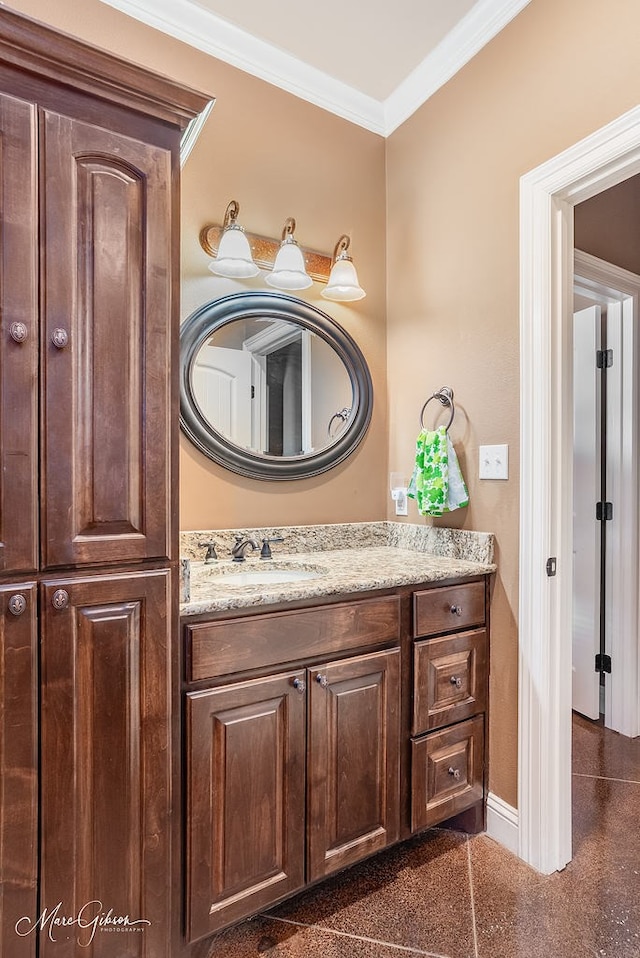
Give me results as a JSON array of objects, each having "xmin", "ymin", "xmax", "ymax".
[{"xmin": 180, "ymin": 522, "xmax": 496, "ymax": 616}]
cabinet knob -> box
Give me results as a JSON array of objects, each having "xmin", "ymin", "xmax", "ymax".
[
  {"xmin": 9, "ymin": 321, "xmax": 28, "ymax": 343},
  {"xmin": 316, "ymin": 673, "xmax": 329, "ymax": 689},
  {"xmin": 292, "ymin": 677, "xmax": 306, "ymax": 694},
  {"xmin": 51, "ymin": 589, "xmax": 69, "ymax": 610},
  {"xmin": 51, "ymin": 328, "xmax": 69, "ymax": 349},
  {"xmin": 448, "ymin": 766, "xmax": 461, "ymax": 781},
  {"xmin": 450, "ymin": 604, "xmax": 462, "ymax": 616},
  {"xmin": 8, "ymin": 594, "xmax": 27, "ymax": 616},
  {"xmin": 450, "ymin": 675, "xmax": 462, "ymax": 689}
]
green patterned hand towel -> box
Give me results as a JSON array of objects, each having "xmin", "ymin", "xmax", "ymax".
[{"xmin": 407, "ymin": 425, "xmax": 469, "ymax": 516}]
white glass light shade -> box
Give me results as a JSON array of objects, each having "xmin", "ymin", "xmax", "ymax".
[
  {"xmin": 208, "ymin": 225, "xmax": 259, "ymax": 278},
  {"xmin": 321, "ymin": 256, "xmax": 366, "ymax": 302},
  {"xmin": 266, "ymin": 238, "xmax": 312, "ymax": 290}
]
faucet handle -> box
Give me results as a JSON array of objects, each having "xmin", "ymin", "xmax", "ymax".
[
  {"xmin": 260, "ymin": 536, "xmax": 285, "ymax": 559},
  {"xmin": 198, "ymin": 540, "xmax": 218, "ymax": 562}
]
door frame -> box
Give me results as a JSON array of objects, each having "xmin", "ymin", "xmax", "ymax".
[
  {"xmin": 519, "ymin": 105, "xmax": 640, "ymax": 874},
  {"xmin": 573, "ymin": 251, "xmax": 640, "ymax": 737}
]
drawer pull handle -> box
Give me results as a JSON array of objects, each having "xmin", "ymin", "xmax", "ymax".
[
  {"xmin": 450, "ymin": 676, "xmax": 462, "ymax": 688},
  {"xmin": 292, "ymin": 677, "xmax": 306, "ymax": 694},
  {"xmin": 450, "ymin": 604, "xmax": 463, "ymax": 616},
  {"xmin": 10, "ymin": 321, "xmax": 28, "ymax": 343},
  {"xmin": 8, "ymin": 594, "xmax": 27, "ymax": 616},
  {"xmin": 52, "ymin": 327, "xmax": 69, "ymax": 349},
  {"xmin": 316, "ymin": 673, "xmax": 328, "ymax": 689},
  {"xmin": 51, "ymin": 589, "xmax": 69, "ymax": 610},
  {"xmin": 448, "ymin": 766, "xmax": 461, "ymax": 781}
]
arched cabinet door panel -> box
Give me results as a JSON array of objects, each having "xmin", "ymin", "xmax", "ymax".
[{"xmin": 41, "ymin": 111, "xmax": 172, "ymax": 569}]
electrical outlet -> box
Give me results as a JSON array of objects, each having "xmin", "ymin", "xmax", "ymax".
[{"xmin": 479, "ymin": 444, "xmax": 509, "ymax": 480}]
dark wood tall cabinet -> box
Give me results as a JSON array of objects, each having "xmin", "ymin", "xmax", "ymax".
[{"xmin": 0, "ymin": 9, "xmax": 209, "ymax": 957}]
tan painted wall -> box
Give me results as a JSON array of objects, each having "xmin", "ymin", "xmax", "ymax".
[
  {"xmin": 386, "ymin": 0, "xmax": 640, "ymax": 806},
  {"xmin": 5, "ymin": 0, "xmax": 388, "ymax": 532}
]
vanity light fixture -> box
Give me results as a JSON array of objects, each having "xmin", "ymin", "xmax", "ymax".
[
  {"xmin": 207, "ymin": 200, "xmax": 259, "ymax": 278},
  {"xmin": 321, "ymin": 235, "xmax": 366, "ymax": 302},
  {"xmin": 265, "ymin": 217, "xmax": 313, "ymax": 291}
]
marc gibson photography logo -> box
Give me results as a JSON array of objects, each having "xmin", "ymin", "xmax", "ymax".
[{"xmin": 15, "ymin": 901, "xmax": 151, "ymax": 946}]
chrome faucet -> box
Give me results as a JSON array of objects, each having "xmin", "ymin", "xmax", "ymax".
[{"xmin": 231, "ymin": 536, "xmax": 259, "ymax": 562}]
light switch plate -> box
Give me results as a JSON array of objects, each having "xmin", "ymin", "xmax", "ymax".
[{"xmin": 479, "ymin": 444, "xmax": 509, "ymax": 480}]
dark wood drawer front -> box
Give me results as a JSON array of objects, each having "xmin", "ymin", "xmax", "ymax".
[
  {"xmin": 411, "ymin": 716, "xmax": 484, "ymax": 831},
  {"xmin": 413, "ymin": 629, "xmax": 487, "ymax": 734},
  {"xmin": 413, "ymin": 582, "xmax": 485, "ymax": 638},
  {"xmin": 187, "ymin": 595, "xmax": 401, "ymax": 681}
]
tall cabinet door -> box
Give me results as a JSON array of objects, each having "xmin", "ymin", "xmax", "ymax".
[
  {"xmin": 0, "ymin": 583, "xmax": 37, "ymax": 958},
  {"xmin": 40, "ymin": 570, "xmax": 172, "ymax": 958},
  {"xmin": 0, "ymin": 93, "xmax": 38, "ymax": 574},
  {"xmin": 40, "ymin": 110, "xmax": 173, "ymax": 569},
  {"xmin": 307, "ymin": 649, "xmax": 400, "ymax": 882}
]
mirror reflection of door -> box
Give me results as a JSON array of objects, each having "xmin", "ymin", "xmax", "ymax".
[
  {"xmin": 243, "ymin": 321, "xmax": 313, "ymax": 456},
  {"xmin": 189, "ymin": 315, "xmax": 353, "ymax": 458},
  {"xmin": 192, "ymin": 343, "xmax": 253, "ymax": 448},
  {"xmin": 266, "ymin": 340, "xmax": 303, "ymax": 455}
]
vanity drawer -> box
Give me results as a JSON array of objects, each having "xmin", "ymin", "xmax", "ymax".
[
  {"xmin": 413, "ymin": 628, "xmax": 487, "ymax": 734},
  {"xmin": 186, "ymin": 595, "xmax": 401, "ymax": 681},
  {"xmin": 411, "ymin": 715, "xmax": 484, "ymax": 832},
  {"xmin": 413, "ymin": 581, "xmax": 485, "ymax": 638}
]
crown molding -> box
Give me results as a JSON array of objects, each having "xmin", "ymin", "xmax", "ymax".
[
  {"xmin": 383, "ymin": 0, "xmax": 533, "ymax": 134},
  {"xmin": 98, "ymin": 0, "xmax": 385, "ymax": 134},
  {"xmin": 100, "ymin": 0, "xmax": 532, "ymax": 137}
]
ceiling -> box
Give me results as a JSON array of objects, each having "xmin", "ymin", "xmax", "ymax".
[{"xmin": 100, "ymin": 0, "xmax": 532, "ymax": 136}]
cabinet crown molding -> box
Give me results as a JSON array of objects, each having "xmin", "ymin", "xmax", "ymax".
[{"xmin": 0, "ymin": 6, "xmax": 211, "ymax": 128}]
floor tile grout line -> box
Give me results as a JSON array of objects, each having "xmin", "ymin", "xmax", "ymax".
[
  {"xmin": 264, "ymin": 914, "xmax": 453, "ymax": 958},
  {"xmin": 573, "ymin": 772, "xmax": 640, "ymax": 785},
  {"xmin": 466, "ymin": 837, "xmax": 479, "ymax": 958}
]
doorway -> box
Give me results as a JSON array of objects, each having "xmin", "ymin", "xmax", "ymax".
[{"xmin": 518, "ymin": 106, "xmax": 640, "ymax": 875}]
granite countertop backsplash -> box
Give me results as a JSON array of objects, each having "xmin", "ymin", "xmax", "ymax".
[{"xmin": 180, "ymin": 521, "xmax": 496, "ymax": 616}]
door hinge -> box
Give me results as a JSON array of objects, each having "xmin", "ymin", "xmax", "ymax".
[
  {"xmin": 596, "ymin": 501, "xmax": 613, "ymax": 521},
  {"xmin": 251, "ymin": 385, "xmax": 255, "ymax": 399},
  {"xmin": 595, "ymin": 653, "xmax": 612, "ymax": 674},
  {"xmin": 596, "ymin": 348, "xmax": 613, "ymax": 368},
  {"xmin": 546, "ymin": 557, "xmax": 557, "ymax": 577}
]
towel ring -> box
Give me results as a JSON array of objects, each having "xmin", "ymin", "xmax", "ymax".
[
  {"xmin": 419, "ymin": 386, "xmax": 455, "ymax": 431},
  {"xmin": 328, "ymin": 407, "xmax": 351, "ymax": 438}
]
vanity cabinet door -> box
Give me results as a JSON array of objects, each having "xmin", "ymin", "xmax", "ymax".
[
  {"xmin": 0, "ymin": 93, "xmax": 38, "ymax": 575},
  {"xmin": 186, "ymin": 671, "xmax": 306, "ymax": 941},
  {"xmin": 0, "ymin": 583, "xmax": 37, "ymax": 958},
  {"xmin": 40, "ymin": 110, "xmax": 172, "ymax": 570},
  {"xmin": 39, "ymin": 570, "xmax": 172, "ymax": 958},
  {"xmin": 307, "ymin": 648, "xmax": 400, "ymax": 882}
]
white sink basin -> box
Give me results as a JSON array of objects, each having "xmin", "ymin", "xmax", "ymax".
[{"xmin": 211, "ymin": 567, "xmax": 322, "ymax": 586}]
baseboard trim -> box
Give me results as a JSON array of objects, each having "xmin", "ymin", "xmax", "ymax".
[{"xmin": 486, "ymin": 791, "xmax": 519, "ymax": 856}]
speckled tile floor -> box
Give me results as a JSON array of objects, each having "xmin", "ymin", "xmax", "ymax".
[{"xmin": 204, "ymin": 714, "xmax": 640, "ymax": 958}]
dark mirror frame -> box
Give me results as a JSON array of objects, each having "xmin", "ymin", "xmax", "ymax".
[{"xmin": 179, "ymin": 290, "xmax": 373, "ymax": 480}]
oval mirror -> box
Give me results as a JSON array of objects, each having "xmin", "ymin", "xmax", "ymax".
[{"xmin": 180, "ymin": 291, "xmax": 373, "ymax": 480}]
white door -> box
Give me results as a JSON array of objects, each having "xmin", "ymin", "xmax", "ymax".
[
  {"xmin": 192, "ymin": 344, "xmax": 253, "ymax": 448},
  {"xmin": 572, "ymin": 305, "xmax": 601, "ymax": 720}
]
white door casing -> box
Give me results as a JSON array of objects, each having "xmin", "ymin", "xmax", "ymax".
[{"xmin": 519, "ymin": 106, "xmax": 640, "ymax": 874}]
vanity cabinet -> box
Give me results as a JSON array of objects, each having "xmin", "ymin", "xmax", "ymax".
[
  {"xmin": 0, "ymin": 9, "xmax": 210, "ymax": 957},
  {"xmin": 184, "ymin": 599, "xmax": 401, "ymax": 941},
  {"xmin": 410, "ymin": 582, "xmax": 488, "ymax": 831}
]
